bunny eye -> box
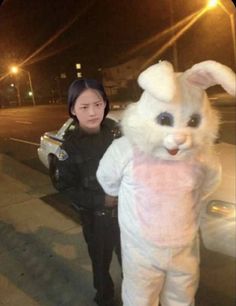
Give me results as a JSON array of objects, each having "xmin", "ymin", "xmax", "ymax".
[
  {"xmin": 156, "ymin": 112, "xmax": 174, "ymax": 126},
  {"xmin": 187, "ymin": 113, "xmax": 201, "ymax": 128}
]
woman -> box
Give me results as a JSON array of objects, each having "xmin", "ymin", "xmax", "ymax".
[{"xmin": 56, "ymin": 78, "xmax": 121, "ymax": 306}]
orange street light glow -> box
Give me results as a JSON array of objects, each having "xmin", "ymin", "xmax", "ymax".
[
  {"xmin": 207, "ymin": 0, "xmax": 218, "ymax": 9},
  {"xmin": 10, "ymin": 66, "xmax": 19, "ymax": 74},
  {"xmin": 140, "ymin": 7, "xmax": 207, "ymax": 72}
]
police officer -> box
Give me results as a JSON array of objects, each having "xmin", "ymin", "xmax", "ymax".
[{"xmin": 56, "ymin": 79, "xmax": 121, "ymax": 306}]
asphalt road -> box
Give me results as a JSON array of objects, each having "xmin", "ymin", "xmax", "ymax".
[
  {"xmin": 0, "ymin": 103, "xmax": 235, "ymax": 306},
  {"xmin": 0, "ymin": 104, "xmax": 68, "ymax": 173}
]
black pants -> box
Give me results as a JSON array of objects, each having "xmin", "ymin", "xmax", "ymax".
[{"xmin": 79, "ymin": 209, "xmax": 121, "ymax": 305}]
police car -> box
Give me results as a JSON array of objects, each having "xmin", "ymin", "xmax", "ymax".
[
  {"xmin": 37, "ymin": 111, "xmax": 235, "ymax": 258},
  {"xmin": 200, "ymin": 142, "xmax": 235, "ymax": 257}
]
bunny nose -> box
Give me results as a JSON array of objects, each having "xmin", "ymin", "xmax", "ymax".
[{"xmin": 174, "ymin": 133, "xmax": 187, "ymax": 145}]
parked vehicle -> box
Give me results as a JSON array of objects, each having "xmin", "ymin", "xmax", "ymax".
[{"xmin": 200, "ymin": 142, "xmax": 235, "ymax": 257}]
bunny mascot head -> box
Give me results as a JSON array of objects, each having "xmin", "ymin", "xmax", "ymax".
[
  {"xmin": 122, "ymin": 60, "xmax": 235, "ymax": 160},
  {"xmin": 97, "ymin": 60, "xmax": 236, "ymax": 306}
]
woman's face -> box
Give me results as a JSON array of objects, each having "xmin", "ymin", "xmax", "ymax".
[{"xmin": 72, "ymin": 89, "xmax": 106, "ymax": 133}]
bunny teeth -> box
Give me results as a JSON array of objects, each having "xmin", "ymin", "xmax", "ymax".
[{"xmin": 167, "ymin": 148, "xmax": 179, "ymax": 156}]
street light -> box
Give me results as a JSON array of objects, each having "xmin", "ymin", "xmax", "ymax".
[
  {"xmin": 10, "ymin": 66, "xmax": 36, "ymax": 106},
  {"xmin": 207, "ymin": 0, "xmax": 236, "ymax": 67},
  {"xmin": 10, "ymin": 66, "xmax": 21, "ymax": 106},
  {"xmin": 11, "ymin": 66, "xmax": 19, "ymax": 74},
  {"xmin": 207, "ymin": 0, "xmax": 218, "ymax": 8}
]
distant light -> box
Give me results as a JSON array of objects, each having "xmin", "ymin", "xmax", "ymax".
[
  {"xmin": 60, "ymin": 73, "xmax": 67, "ymax": 79},
  {"xmin": 77, "ymin": 72, "xmax": 82, "ymax": 78},
  {"xmin": 10, "ymin": 66, "xmax": 19, "ymax": 74},
  {"xmin": 10, "ymin": 83, "xmax": 15, "ymax": 87},
  {"xmin": 207, "ymin": 0, "xmax": 218, "ymax": 9},
  {"xmin": 76, "ymin": 63, "xmax": 81, "ymax": 69},
  {"xmin": 28, "ymin": 91, "xmax": 33, "ymax": 96}
]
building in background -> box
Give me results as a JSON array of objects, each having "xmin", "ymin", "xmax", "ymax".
[{"xmin": 102, "ymin": 56, "xmax": 145, "ymax": 102}]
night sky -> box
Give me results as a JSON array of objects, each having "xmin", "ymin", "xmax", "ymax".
[
  {"xmin": 0, "ymin": 0, "xmax": 235, "ymax": 98},
  {"xmin": 0, "ymin": 0, "xmax": 174, "ymax": 68}
]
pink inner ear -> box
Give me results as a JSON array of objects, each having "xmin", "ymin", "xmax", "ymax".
[{"xmin": 187, "ymin": 71, "xmax": 216, "ymax": 89}]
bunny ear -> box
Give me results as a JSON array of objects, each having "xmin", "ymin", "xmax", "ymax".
[
  {"xmin": 137, "ymin": 61, "xmax": 176, "ymax": 102},
  {"xmin": 185, "ymin": 60, "xmax": 236, "ymax": 96}
]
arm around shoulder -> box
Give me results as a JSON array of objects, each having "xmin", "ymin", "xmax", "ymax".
[{"xmin": 97, "ymin": 137, "xmax": 130, "ymax": 196}]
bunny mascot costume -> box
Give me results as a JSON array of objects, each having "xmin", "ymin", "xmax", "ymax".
[{"xmin": 97, "ymin": 60, "xmax": 236, "ymax": 306}]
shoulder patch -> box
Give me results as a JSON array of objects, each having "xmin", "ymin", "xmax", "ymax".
[
  {"xmin": 111, "ymin": 125, "xmax": 122, "ymax": 139},
  {"xmin": 56, "ymin": 147, "xmax": 69, "ymax": 161}
]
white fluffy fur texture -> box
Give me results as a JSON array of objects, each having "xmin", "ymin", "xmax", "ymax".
[
  {"xmin": 122, "ymin": 60, "xmax": 235, "ymax": 160},
  {"xmin": 138, "ymin": 61, "xmax": 176, "ymax": 103},
  {"xmin": 185, "ymin": 60, "xmax": 236, "ymax": 96}
]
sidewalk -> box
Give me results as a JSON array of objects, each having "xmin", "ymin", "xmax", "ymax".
[{"xmin": 0, "ymin": 154, "xmax": 121, "ymax": 306}]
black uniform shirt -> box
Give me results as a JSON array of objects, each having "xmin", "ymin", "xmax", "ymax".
[{"xmin": 57, "ymin": 118, "xmax": 120, "ymax": 210}]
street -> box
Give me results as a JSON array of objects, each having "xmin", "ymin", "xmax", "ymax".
[
  {"xmin": 0, "ymin": 103, "xmax": 235, "ymax": 166},
  {"xmin": 0, "ymin": 104, "xmax": 235, "ymax": 306}
]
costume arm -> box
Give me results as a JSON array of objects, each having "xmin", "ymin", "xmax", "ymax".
[{"xmin": 97, "ymin": 138, "xmax": 126, "ymax": 196}]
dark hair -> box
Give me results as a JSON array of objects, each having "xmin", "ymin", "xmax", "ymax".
[{"xmin": 67, "ymin": 78, "xmax": 110, "ymax": 120}]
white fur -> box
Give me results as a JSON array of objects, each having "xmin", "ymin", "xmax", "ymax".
[
  {"xmin": 138, "ymin": 61, "xmax": 176, "ymax": 103},
  {"xmin": 97, "ymin": 60, "xmax": 234, "ymax": 304},
  {"xmin": 122, "ymin": 60, "xmax": 235, "ymax": 161},
  {"xmin": 186, "ymin": 60, "xmax": 236, "ymax": 96}
]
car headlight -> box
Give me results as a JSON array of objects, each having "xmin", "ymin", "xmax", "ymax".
[{"xmin": 207, "ymin": 200, "xmax": 236, "ymax": 219}]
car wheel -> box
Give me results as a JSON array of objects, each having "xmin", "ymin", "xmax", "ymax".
[{"xmin": 49, "ymin": 155, "xmax": 65, "ymax": 191}]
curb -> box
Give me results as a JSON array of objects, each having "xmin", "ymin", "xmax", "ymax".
[{"xmin": 0, "ymin": 153, "xmax": 56, "ymax": 197}]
